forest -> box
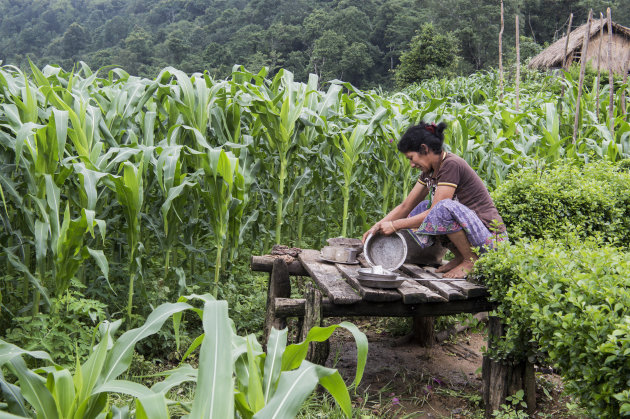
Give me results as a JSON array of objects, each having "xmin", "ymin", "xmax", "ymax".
[{"xmin": 1, "ymin": 0, "xmax": 629, "ymax": 88}]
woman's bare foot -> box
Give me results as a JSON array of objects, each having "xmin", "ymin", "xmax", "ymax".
[
  {"xmin": 435, "ymin": 257, "xmax": 463, "ymax": 273},
  {"xmin": 443, "ymin": 260, "xmax": 475, "ymax": 278}
]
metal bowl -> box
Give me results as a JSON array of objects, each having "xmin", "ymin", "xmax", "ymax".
[
  {"xmin": 357, "ymin": 276, "xmax": 405, "ymax": 289},
  {"xmin": 327, "ymin": 237, "xmax": 363, "ymax": 254},
  {"xmin": 357, "ymin": 267, "xmax": 397, "ymax": 281},
  {"xmin": 363, "ymin": 232, "xmax": 408, "ymax": 271}
]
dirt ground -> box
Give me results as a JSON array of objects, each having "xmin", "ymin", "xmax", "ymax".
[{"xmin": 323, "ymin": 318, "xmax": 585, "ymax": 418}]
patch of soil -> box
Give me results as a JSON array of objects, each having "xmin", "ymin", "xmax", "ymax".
[{"xmin": 324, "ymin": 320, "xmax": 583, "ymax": 418}]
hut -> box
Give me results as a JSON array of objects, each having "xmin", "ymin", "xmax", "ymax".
[{"xmin": 528, "ymin": 18, "xmax": 630, "ymax": 75}]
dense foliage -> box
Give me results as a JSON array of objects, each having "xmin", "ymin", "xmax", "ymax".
[
  {"xmin": 394, "ymin": 23, "xmax": 460, "ymax": 87},
  {"xmin": 493, "ymin": 162, "xmax": 630, "ymax": 245},
  {"xmin": 475, "ymin": 162, "xmax": 630, "ymax": 417},
  {"xmin": 1, "ymin": 0, "xmax": 629, "ymax": 88},
  {"xmin": 0, "ymin": 294, "xmax": 368, "ymax": 418},
  {"xmin": 1, "ymin": 57, "xmax": 630, "ymax": 415},
  {"xmin": 1, "ymin": 59, "xmax": 630, "ymax": 351},
  {"xmin": 476, "ymin": 238, "xmax": 630, "ymax": 417}
]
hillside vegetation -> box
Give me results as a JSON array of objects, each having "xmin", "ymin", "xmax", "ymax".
[{"xmin": 1, "ymin": 0, "xmax": 629, "ymax": 88}]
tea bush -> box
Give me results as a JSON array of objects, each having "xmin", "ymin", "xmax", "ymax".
[
  {"xmin": 474, "ymin": 238, "xmax": 630, "ymax": 418},
  {"xmin": 492, "ymin": 162, "xmax": 630, "ymax": 246}
]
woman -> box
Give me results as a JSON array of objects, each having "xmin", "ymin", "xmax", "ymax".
[{"xmin": 362, "ymin": 122, "xmax": 508, "ymax": 278}]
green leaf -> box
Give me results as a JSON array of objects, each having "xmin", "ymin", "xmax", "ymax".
[
  {"xmin": 9, "ymin": 357, "xmax": 58, "ymax": 419},
  {"xmin": 189, "ymin": 300, "xmax": 234, "ymax": 419},
  {"xmin": 253, "ymin": 362, "xmax": 351, "ymax": 419},
  {"xmin": 263, "ymin": 328, "xmax": 287, "ymax": 404},
  {"xmin": 99, "ymin": 302, "xmax": 192, "ymax": 384},
  {"xmin": 49, "ymin": 369, "xmax": 75, "ymax": 418},
  {"xmin": 282, "ymin": 322, "xmax": 367, "ymax": 387},
  {"xmin": 135, "ymin": 392, "xmax": 170, "ymax": 419},
  {"xmin": 0, "ymin": 369, "xmax": 29, "ymax": 417},
  {"xmin": 87, "ymin": 248, "xmax": 109, "ymax": 281}
]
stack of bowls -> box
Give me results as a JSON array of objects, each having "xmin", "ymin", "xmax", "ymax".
[{"xmin": 356, "ymin": 267, "xmax": 405, "ymax": 289}]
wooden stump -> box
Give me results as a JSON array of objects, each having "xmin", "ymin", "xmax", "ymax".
[
  {"xmin": 412, "ymin": 315, "xmax": 435, "ymax": 347},
  {"xmin": 300, "ymin": 283, "xmax": 330, "ymax": 365},
  {"xmin": 482, "ymin": 317, "xmax": 536, "ymax": 417},
  {"xmin": 263, "ymin": 259, "xmax": 291, "ymax": 345}
]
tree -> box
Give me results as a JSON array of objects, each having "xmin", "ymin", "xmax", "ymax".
[
  {"xmin": 124, "ymin": 26, "xmax": 152, "ymax": 63},
  {"xmin": 310, "ymin": 30, "xmax": 347, "ymax": 81},
  {"xmin": 62, "ymin": 22, "xmax": 89, "ymax": 58},
  {"xmin": 394, "ymin": 23, "xmax": 460, "ymax": 88}
]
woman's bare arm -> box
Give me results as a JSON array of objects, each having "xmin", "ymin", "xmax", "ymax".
[
  {"xmin": 362, "ymin": 181, "xmax": 429, "ymax": 241},
  {"xmin": 381, "ymin": 185, "xmax": 456, "ymax": 234}
]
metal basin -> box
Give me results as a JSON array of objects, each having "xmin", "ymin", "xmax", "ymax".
[
  {"xmin": 327, "ymin": 237, "xmax": 363, "ymax": 254},
  {"xmin": 357, "ymin": 267, "xmax": 397, "ymax": 281},
  {"xmin": 357, "ymin": 276, "xmax": 405, "ymax": 289},
  {"xmin": 363, "ymin": 232, "xmax": 408, "ymax": 270}
]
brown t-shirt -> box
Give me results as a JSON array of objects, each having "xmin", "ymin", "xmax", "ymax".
[{"xmin": 417, "ymin": 153, "xmax": 505, "ymax": 232}]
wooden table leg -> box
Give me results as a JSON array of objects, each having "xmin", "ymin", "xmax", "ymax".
[
  {"xmin": 263, "ymin": 259, "xmax": 291, "ymax": 346},
  {"xmin": 412, "ymin": 315, "xmax": 435, "ymax": 347},
  {"xmin": 482, "ymin": 316, "xmax": 536, "ymax": 417},
  {"xmin": 300, "ymin": 283, "xmax": 329, "ymax": 365}
]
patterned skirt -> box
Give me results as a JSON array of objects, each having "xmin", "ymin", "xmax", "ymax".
[{"xmin": 407, "ymin": 199, "xmax": 508, "ymax": 253}]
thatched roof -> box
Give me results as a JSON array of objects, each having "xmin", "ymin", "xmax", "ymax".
[{"xmin": 528, "ymin": 19, "xmax": 630, "ymax": 70}]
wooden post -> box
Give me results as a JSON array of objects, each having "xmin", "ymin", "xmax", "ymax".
[
  {"xmin": 300, "ymin": 283, "xmax": 329, "ymax": 365},
  {"xmin": 560, "ymin": 13, "xmax": 573, "ymax": 97},
  {"xmin": 499, "ymin": 0, "xmax": 504, "ymax": 102},
  {"xmin": 482, "ymin": 317, "xmax": 536, "ymax": 417},
  {"xmin": 596, "ymin": 13, "xmax": 604, "ymax": 122},
  {"xmin": 263, "ymin": 259, "xmax": 291, "ymax": 345},
  {"xmin": 607, "ymin": 7, "xmax": 614, "ymax": 134},
  {"xmin": 412, "ymin": 316, "xmax": 435, "ymax": 347},
  {"xmin": 515, "ymin": 15, "xmax": 520, "ymax": 112},
  {"xmin": 573, "ymin": 10, "xmax": 593, "ymax": 144}
]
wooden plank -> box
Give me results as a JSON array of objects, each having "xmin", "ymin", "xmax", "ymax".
[
  {"xmin": 415, "ymin": 278, "xmax": 466, "ymax": 301},
  {"xmin": 397, "ymin": 279, "xmax": 446, "ymax": 304},
  {"xmin": 447, "ymin": 281, "xmax": 488, "ymax": 298},
  {"xmin": 336, "ymin": 264, "xmax": 401, "ymax": 302},
  {"xmin": 400, "ymin": 263, "xmax": 439, "ymax": 279},
  {"xmin": 251, "ymin": 255, "xmax": 308, "ymax": 275},
  {"xmin": 274, "ymin": 297, "xmax": 497, "ymax": 317},
  {"xmin": 422, "ymin": 266, "xmax": 444, "ymax": 278},
  {"xmin": 408, "ymin": 264, "xmax": 467, "ymax": 281},
  {"xmin": 298, "ymin": 249, "xmax": 361, "ymax": 304}
]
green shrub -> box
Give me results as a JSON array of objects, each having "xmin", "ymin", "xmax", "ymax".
[
  {"xmin": 3, "ymin": 289, "xmax": 107, "ymax": 366},
  {"xmin": 492, "ymin": 161, "xmax": 630, "ymax": 246},
  {"xmin": 474, "ymin": 238, "xmax": 630, "ymax": 418}
]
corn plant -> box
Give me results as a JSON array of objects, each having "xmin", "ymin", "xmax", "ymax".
[{"xmin": 0, "ymin": 294, "xmax": 367, "ymax": 418}]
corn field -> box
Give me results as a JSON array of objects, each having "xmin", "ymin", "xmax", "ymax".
[{"xmin": 0, "ymin": 62, "xmax": 629, "ymax": 322}]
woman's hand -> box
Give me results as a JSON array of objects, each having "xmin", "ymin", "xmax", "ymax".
[
  {"xmin": 380, "ymin": 220, "xmax": 399, "ymax": 235},
  {"xmin": 362, "ymin": 222, "xmax": 382, "ymax": 242}
]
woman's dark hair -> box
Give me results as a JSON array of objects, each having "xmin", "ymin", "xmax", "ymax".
[{"xmin": 397, "ymin": 121, "xmax": 447, "ymax": 155}]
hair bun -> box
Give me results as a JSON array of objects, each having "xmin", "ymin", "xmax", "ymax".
[{"xmin": 436, "ymin": 122, "xmax": 447, "ymax": 135}]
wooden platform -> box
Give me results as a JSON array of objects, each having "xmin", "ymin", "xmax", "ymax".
[
  {"xmin": 252, "ymin": 248, "xmax": 532, "ymax": 416},
  {"xmin": 254, "ymin": 249, "xmax": 491, "ymax": 310}
]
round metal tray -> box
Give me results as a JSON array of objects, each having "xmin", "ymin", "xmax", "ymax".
[
  {"xmin": 363, "ymin": 232, "xmax": 408, "ymax": 270},
  {"xmin": 357, "ymin": 267, "xmax": 397, "ymax": 281},
  {"xmin": 357, "ymin": 276, "xmax": 405, "ymax": 289}
]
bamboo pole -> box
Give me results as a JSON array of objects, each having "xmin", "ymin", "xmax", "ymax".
[
  {"xmin": 499, "ymin": 0, "xmax": 504, "ymax": 102},
  {"xmin": 560, "ymin": 13, "xmax": 573, "ymax": 97},
  {"xmin": 515, "ymin": 14, "xmax": 520, "ymax": 112},
  {"xmin": 573, "ymin": 10, "xmax": 593, "ymax": 144},
  {"xmin": 622, "ymin": 48, "xmax": 630, "ymax": 121},
  {"xmin": 596, "ymin": 13, "xmax": 604, "ymax": 123},
  {"xmin": 607, "ymin": 7, "xmax": 614, "ymax": 134}
]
